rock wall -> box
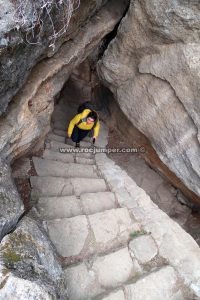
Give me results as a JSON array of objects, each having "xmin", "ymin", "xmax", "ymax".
[
  {"xmin": 0, "ymin": 158, "xmax": 24, "ymax": 241},
  {"xmin": 0, "ymin": 0, "xmax": 110, "ymax": 115},
  {"xmin": 98, "ymin": 0, "xmax": 200, "ymax": 199},
  {"xmin": 105, "ymin": 93, "xmax": 200, "ymax": 205},
  {"xmin": 0, "ymin": 216, "xmax": 65, "ymax": 299}
]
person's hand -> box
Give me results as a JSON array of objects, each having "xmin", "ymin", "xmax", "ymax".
[{"xmin": 92, "ymin": 136, "xmax": 96, "ymax": 144}]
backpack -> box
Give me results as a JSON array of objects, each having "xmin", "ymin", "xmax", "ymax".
[
  {"xmin": 77, "ymin": 101, "xmax": 93, "ymax": 113},
  {"xmin": 76, "ymin": 101, "xmax": 99, "ymax": 128}
]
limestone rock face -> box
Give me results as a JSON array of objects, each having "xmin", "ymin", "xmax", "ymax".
[
  {"xmin": 0, "ymin": 216, "xmax": 65, "ymax": 299},
  {"xmin": 0, "ymin": 0, "xmax": 128, "ymax": 161},
  {"xmin": 98, "ymin": 0, "xmax": 200, "ymax": 198},
  {"xmin": 0, "ymin": 158, "xmax": 24, "ymax": 240},
  {"xmin": 0, "ymin": 0, "xmax": 110, "ymax": 115}
]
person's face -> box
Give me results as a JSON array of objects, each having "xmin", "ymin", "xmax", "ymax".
[{"xmin": 86, "ymin": 117, "xmax": 95, "ymax": 124}]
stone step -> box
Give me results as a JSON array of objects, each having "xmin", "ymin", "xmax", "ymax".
[
  {"xmin": 47, "ymin": 133, "xmax": 66, "ymax": 143},
  {"xmin": 53, "ymin": 129, "xmax": 92, "ymax": 143},
  {"xmin": 36, "ymin": 195, "xmax": 82, "ymax": 220},
  {"xmin": 32, "ymin": 157, "xmax": 99, "ymax": 178},
  {"xmin": 30, "ymin": 176, "xmax": 107, "ymax": 197},
  {"xmin": 64, "ymin": 247, "xmax": 142, "ymax": 300},
  {"xmin": 47, "ymin": 141, "xmax": 94, "ymax": 159},
  {"xmin": 53, "ymin": 128, "xmax": 66, "ymax": 137},
  {"xmin": 96, "ymin": 266, "xmax": 183, "ymax": 300},
  {"xmin": 80, "ymin": 191, "xmax": 117, "ymax": 215},
  {"xmin": 47, "ymin": 141, "xmax": 94, "ymax": 158},
  {"xmin": 36, "ymin": 191, "xmax": 117, "ymax": 220},
  {"xmin": 81, "ymin": 136, "xmax": 92, "ymax": 143},
  {"xmin": 43, "ymin": 149, "xmax": 74, "ymax": 163},
  {"xmin": 100, "ymin": 290, "xmax": 126, "ymax": 300},
  {"xmin": 52, "ymin": 121, "xmax": 67, "ymax": 131},
  {"xmin": 51, "ymin": 107, "xmax": 75, "ymax": 121},
  {"xmin": 42, "ymin": 149, "xmax": 95, "ymax": 165},
  {"xmin": 64, "ymin": 137, "xmax": 92, "ymax": 148},
  {"xmin": 64, "ymin": 259, "xmax": 183, "ymax": 300},
  {"xmin": 75, "ymin": 156, "xmax": 95, "ymax": 165},
  {"xmin": 123, "ymin": 266, "xmax": 183, "ymax": 300},
  {"xmin": 45, "ymin": 208, "xmax": 140, "ymax": 259},
  {"xmin": 46, "ymin": 140, "xmax": 74, "ymax": 150}
]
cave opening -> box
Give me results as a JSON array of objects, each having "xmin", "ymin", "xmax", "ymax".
[{"xmin": 52, "ymin": 59, "xmax": 113, "ymax": 128}]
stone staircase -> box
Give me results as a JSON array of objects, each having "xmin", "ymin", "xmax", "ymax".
[{"xmin": 29, "ymin": 100, "xmax": 200, "ymax": 300}]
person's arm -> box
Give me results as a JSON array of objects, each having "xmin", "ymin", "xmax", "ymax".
[
  {"xmin": 67, "ymin": 114, "xmax": 81, "ymax": 137},
  {"xmin": 93, "ymin": 119, "xmax": 100, "ymax": 139}
]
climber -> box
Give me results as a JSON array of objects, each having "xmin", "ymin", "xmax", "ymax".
[{"xmin": 67, "ymin": 108, "xmax": 100, "ymax": 148}]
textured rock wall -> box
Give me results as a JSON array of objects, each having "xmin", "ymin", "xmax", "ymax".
[
  {"xmin": 0, "ymin": 158, "xmax": 24, "ymax": 241},
  {"xmin": 105, "ymin": 93, "xmax": 200, "ymax": 205},
  {"xmin": 0, "ymin": 0, "xmax": 110, "ymax": 115},
  {"xmin": 0, "ymin": 217, "xmax": 65, "ymax": 299},
  {"xmin": 98, "ymin": 0, "xmax": 200, "ymax": 199}
]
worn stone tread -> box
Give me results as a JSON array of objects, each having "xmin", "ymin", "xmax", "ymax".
[
  {"xmin": 42, "ymin": 149, "xmax": 95, "ymax": 164},
  {"xmin": 30, "ymin": 176, "xmax": 107, "ymax": 197},
  {"xmin": 63, "ymin": 138, "xmax": 92, "ymax": 148},
  {"xmin": 43, "ymin": 149, "xmax": 75, "ymax": 163},
  {"xmin": 47, "ymin": 132, "xmax": 93, "ymax": 145},
  {"xmin": 99, "ymin": 290, "xmax": 125, "ymax": 300},
  {"xmin": 80, "ymin": 191, "xmax": 117, "ymax": 215},
  {"xmin": 75, "ymin": 156, "xmax": 95, "ymax": 165},
  {"xmin": 53, "ymin": 128, "xmax": 92, "ymax": 143},
  {"xmin": 64, "ymin": 247, "xmax": 141, "ymax": 300},
  {"xmin": 48, "ymin": 140, "xmax": 74, "ymax": 150},
  {"xmin": 47, "ymin": 133, "xmax": 66, "ymax": 143},
  {"xmin": 53, "ymin": 128, "xmax": 66, "ymax": 137},
  {"xmin": 124, "ymin": 266, "xmax": 184, "ymax": 300},
  {"xmin": 32, "ymin": 157, "xmax": 99, "ymax": 178},
  {"xmin": 36, "ymin": 195, "xmax": 82, "ymax": 219},
  {"xmin": 36, "ymin": 191, "xmax": 118, "ymax": 219},
  {"xmin": 48, "ymin": 140, "xmax": 94, "ymax": 157},
  {"xmin": 46, "ymin": 208, "xmax": 140, "ymax": 258}
]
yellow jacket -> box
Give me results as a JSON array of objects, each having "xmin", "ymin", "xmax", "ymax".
[{"xmin": 67, "ymin": 109, "xmax": 100, "ymax": 137}]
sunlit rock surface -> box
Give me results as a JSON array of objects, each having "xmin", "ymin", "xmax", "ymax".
[{"xmin": 98, "ymin": 0, "xmax": 200, "ymax": 198}]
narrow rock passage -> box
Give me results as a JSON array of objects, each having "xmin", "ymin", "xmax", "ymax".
[{"xmin": 30, "ymin": 98, "xmax": 200, "ymax": 300}]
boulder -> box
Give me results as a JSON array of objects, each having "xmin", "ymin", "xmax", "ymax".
[
  {"xmin": 0, "ymin": 216, "xmax": 65, "ymax": 299},
  {"xmin": 0, "ymin": 0, "xmax": 110, "ymax": 115},
  {"xmin": 98, "ymin": 0, "xmax": 200, "ymax": 198},
  {"xmin": 0, "ymin": 158, "xmax": 24, "ymax": 240}
]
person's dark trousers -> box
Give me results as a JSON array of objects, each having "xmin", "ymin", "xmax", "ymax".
[{"xmin": 71, "ymin": 125, "xmax": 90, "ymax": 143}]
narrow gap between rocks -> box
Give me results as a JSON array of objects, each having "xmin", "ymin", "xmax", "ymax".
[{"xmin": 98, "ymin": 0, "xmax": 130, "ymax": 60}]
